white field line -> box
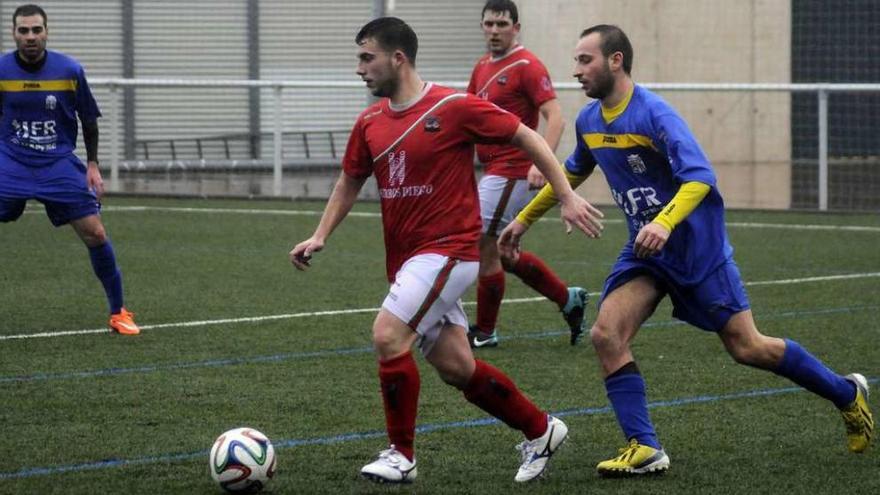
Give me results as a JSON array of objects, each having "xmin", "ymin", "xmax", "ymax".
[
  {"xmin": 726, "ymin": 221, "xmax": 880, "ymax": 233},
  {"xmin": 23, "ymin": 205, "xmax": 880, "ymax": 232},
  {"xmin": 2, "ymin": 271, "xmax": 879, "ymax": 341},
  {"xmin": 24, "ymin": 205, "xmax": 382, "ymax": 218}
]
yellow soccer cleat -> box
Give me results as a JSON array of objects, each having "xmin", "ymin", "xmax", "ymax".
[
  {"xmin": 109, "ymin": 308, "xmax": 141, "ymax": 336},
  {"xmin": 597, "ymin": 439, "xmax": 669, "ymax": 476},
  {"xmin": 841, "ymin": 373, "xmax": 873, "ymax": 453}
]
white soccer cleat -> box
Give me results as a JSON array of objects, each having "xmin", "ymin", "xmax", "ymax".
[
  {"xmin": 514, "ymin": 416, "xmax": 568, "ymax": 482},
  {"xmin": 360, "ymin": 445, "xmax": 417, "ymax": 483}
]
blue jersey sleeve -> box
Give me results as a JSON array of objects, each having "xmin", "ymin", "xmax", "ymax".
[
  {"xmin": 654, "ymin": 108, "xmax": 715, "ymax": 187},
  {"xmin": 75, "ymin": 66, "xmax": 101, "ymax": 123},
  {"xmin": 564, "ymin": 118, "xmax": 597, "ymax": 176}
]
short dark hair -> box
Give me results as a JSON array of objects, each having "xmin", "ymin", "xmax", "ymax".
[
  {"xmin": 356, "ymin": 17, "xmax": 418, "ymax": 66},
  {"xmin": 481, "ymin": 0, "xmax": 518, "ymax": 24},
  {"xmin": 580, "ymin": 24, "xmax": 633, "ymax": 75},
  {"xmin": 13, "ymin": 4, "xmax": 46, "ymax": 27}
]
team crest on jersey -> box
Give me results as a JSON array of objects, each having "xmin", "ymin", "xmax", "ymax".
[
  {"xmin": 541, "ymin": 76, "xmax": 552, "ymax": 91},
  {"xmin": 45, "ymin": 95, "xmax": 57, "ymax": 111},
  {"xmin": 424, "ymin": 115, "xmax": 441, "ymax": 132},
  {"xmin": 627, "ymin": 154, "xmax": 647, "ymax": 174},
  {"xmin": 388, "ymin": 150, "xmax": 406, "ymax": 187},
  {"xmin": 497, "ymin": 75, "xmax": 508, "ymax": 85}
]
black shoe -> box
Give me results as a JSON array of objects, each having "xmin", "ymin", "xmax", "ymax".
[{"xmin": 467, "ymin": 324, "xmax": 499, "ymax": 348}]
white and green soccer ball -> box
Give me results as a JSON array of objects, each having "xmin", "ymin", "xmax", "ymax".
[{"xmin": 209, "ymin": 427, "xmax": 276, "ymax": 493}]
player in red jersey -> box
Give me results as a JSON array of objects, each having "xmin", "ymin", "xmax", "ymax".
[
  {"xmin": 467, "ymin": 0, "xmax": 587, "ymax": 348},
  {"xmin": 290, "ymin": 17, "xmax": 603, "ymax": 484}
]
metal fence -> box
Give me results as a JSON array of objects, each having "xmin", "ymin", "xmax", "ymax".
[{"xmin": 92, "ymin": 79, "xmax": 880, "ymax": 210}]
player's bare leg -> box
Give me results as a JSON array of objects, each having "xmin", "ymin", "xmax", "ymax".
[
  {"xmin": 427, "ymin": 323, "xmax": 568, "ymax": 482},
  {"xmin": 70, "ymin": 214, "xmax": 139, "ymax": 335},
  {"xmin": 719, "ymin": 311, "xmax": 873, "ymax": 453},
  {"xmin": 592, "ymin": 276, "xmax": 669, "ymax": 475},
  {"xmin": 70, "ymin": 213, "xmax": 106, "ymax": 248},
  {"xmin": 424, "ymin": 322, "xmax": 476, "ymax": 387},
  {"xmin": 361, "ymin": 310, "xmax": 421, "ymax": 483}
]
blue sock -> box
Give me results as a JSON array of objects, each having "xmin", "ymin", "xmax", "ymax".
[
  {"xmin": 774, "ymin": 339, "xmax": 856, "ymax": 409},
  {"xmin": 605, "ymin": 371, "xmax": 661, "ymax": 449},
  {"xmin": 88, "ymin": 241, "xmax": 124, "ymax": 314}
]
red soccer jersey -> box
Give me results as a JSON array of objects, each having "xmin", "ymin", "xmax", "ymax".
[
  {"xmin": 467, "ymin": 45, "xmax": 557, "ymax": 178},
  {"xmin": 343, "ymin": 83, "xmax": 521, "ymax": 281}
]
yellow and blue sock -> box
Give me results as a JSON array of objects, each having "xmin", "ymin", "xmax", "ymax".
[
  {"xmin": 605, "ymin": 362, "xmax": 661, "ymax": 449},
  {"xmin": 88, "ymin": 240, "xmax": 124, "ymax": 314}
]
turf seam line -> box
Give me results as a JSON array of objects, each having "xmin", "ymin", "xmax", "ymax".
[
  {"xmin": 2, "ymin": 272, "xmax": 879, "ymax": 341},
  {"xmin": 1, "ymin": 304, "xmax": 875, "ymax": 384}
]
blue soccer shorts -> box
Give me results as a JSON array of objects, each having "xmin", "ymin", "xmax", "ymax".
[
  {"xmin": 601, "ymin": 255, "xmax": 751, "ymax": 332},
  {"xmin": 0, "ymin": 152, "xmax": 100, "ymax": 227}
]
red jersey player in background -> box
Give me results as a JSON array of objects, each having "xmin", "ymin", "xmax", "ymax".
[
  {"xmin": 467, "ymin": 0, "xmax": 586, "ymax": 348},
  {"xmin": 290, "ymin": 17, "xmax": 603, "ymax": 485}
]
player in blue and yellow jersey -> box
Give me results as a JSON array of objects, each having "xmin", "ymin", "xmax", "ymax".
[
  {"xmin": 499, "ymin": 24, "xmax": 873, "ymax": 475},
  {"xmin": 0, "ymin": 4, "xmax": 140, "ymax": 335}
]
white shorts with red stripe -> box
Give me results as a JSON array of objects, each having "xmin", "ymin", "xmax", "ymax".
[
  {"xmin": 478, "ymin": 174, "xmax": 536, "ymax": 236},
  {"xmin": 382, "ymin": 253, "xmax": 478, "ymax": 357}
]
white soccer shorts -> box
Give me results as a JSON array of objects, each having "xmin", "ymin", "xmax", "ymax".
[
  {"xmin": 478, "ymin": 174, "xmax": 536, "ymax": 236},
  {"xmin": 382, "ymin": 253, "xmax": 478, "ymax": 357}
]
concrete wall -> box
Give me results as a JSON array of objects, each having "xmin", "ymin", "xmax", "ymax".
[{"xmin": 515, "ymin": 0, "xmax": 792, "ymax": 208}]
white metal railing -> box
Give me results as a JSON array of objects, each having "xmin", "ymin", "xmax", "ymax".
[{"xmin": 91, "ymin": 79, "xmax": 880, "ymax": 210}]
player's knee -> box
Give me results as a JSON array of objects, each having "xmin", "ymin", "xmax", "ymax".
[
  {"xmin": 435, "ymin": 366, "xmax": 469, "ymax": 389},
  {"xmin": 590, "ymin": 321, "xmax": 619, "ymax": 352},
  {"xmin": 500, "ymin": 252, "xmax": 517, "ymax": 272},
  {"xmin": 726, "ymin": 344, "xmax": 754, "ymax": 365},
  {"xmin": 79, "ymin": 224, "xmax": 108, "ymax": 247},
  {"xmin": 727, "ymin": 335, "xmax": 781, "ymax": 369},
  {"xmin": 725, "ymin": 336, "xmax": 764, "ymax": 366},
  {"xmin": 371, "ymin": 326, "xmax": 404, "ymax": 357}
]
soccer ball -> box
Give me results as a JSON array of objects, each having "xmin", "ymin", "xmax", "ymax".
[{"xmin": 209, "ymin": 427, "xmax": 276, "ymax": 493}]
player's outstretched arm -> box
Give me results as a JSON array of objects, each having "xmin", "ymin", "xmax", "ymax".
[
  {"xmin": 289, "ymin": 172, "xmax": 367, "ymax": 271},
  {"xmin": 525, "ymin": 99, "xmax": 566, "ymax": 190},
  {"xmin": 510, "ymin": 123, "xmax": 603, "ymax": 237}
]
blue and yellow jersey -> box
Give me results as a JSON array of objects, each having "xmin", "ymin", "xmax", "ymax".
[
  {"xmin": 0, "ymin": 50, "xmax": 100, "ymax": 166},
  {"xmin": 566, "ymin": 84, "xmax": 732, "ymax": 285}
]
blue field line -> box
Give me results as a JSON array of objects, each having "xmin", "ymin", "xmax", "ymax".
[
  {"xmin": 1, "ymin": 304, "xmax": 876, "ymax": 385},
  {"xmin": 1, "ymin": 377, "xmax": 876, "ymax": 481}
]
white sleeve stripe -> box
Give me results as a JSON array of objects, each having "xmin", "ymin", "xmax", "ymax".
[
  {"xmin": 372, "ymin": 93, "xmax": 468, "ymax": 163},
  {"xmin": 474, "ymin": 59, "xmax": 530, "ymax": 96}
]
